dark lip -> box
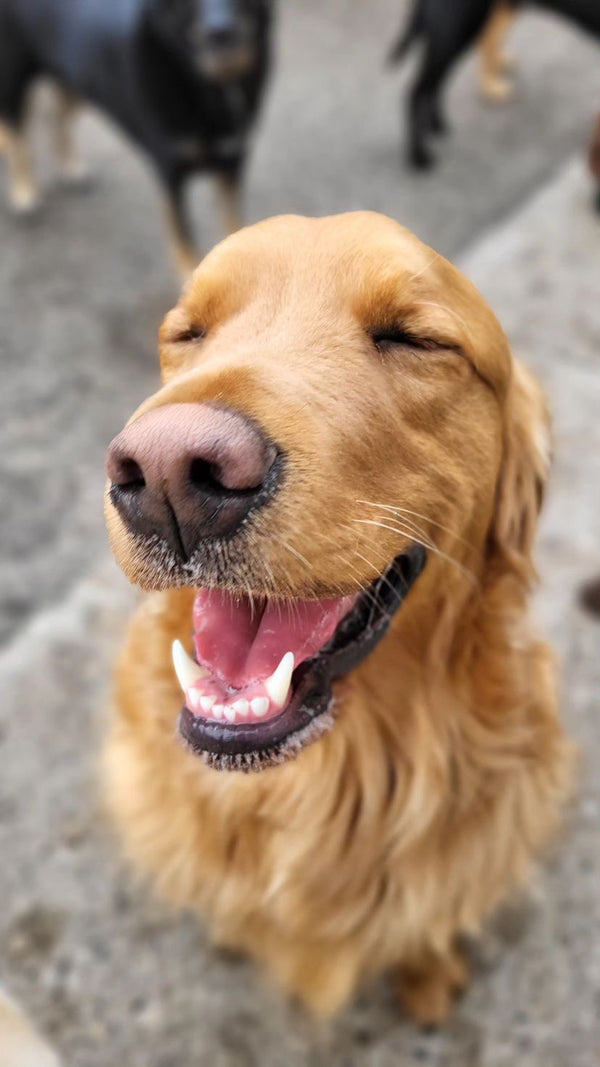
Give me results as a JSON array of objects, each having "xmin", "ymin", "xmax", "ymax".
[{"xmin": 178, "ymin": 544, "xmax": 427, "ymax": 772}]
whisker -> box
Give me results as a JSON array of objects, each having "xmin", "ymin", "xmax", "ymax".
[
  {"xmin": 355, "ymin": 516, "xmax": 434, "ymax": 546},
  {"xmin": 337, "ymin": 524, "xmax": 393, "ymax": 608},
  {"xmin": 355, "ymin": 499, "xmax": 481, "ymax": 588},
  {"xmin": 352, "ymin": 550, "xmax": 400, "ymax": 622},
  {"xmin": 265, "ymin": 534, "xmax": 312, "ymax": 623},
  {"xmin": 243, "ymin": 578, "xmax": 257, "ymax": 621},
  {"xmin": 260, "ymin": 528, "xmax": 366, "ymax": 610},
  {"xmin": 365, "ymin": 512, "xmax": 435, "ymax": 550},
  {"xmin": 354, "ymin": 518, "xmax": 477, "ymax": 586},
  {"xmin": 278, "ymin": 540, "xmax": 313, "ymax": 571},
  {"xmin": 353, "ymin": 549, "xmax": 402, "ymax": 601},
  {"xmin": 357, "ymin": 500, "xmax": 478, "ymax": 554},
  {"xmin": 345, "ymin": 568, "xmax": 385, "ymax": 615}
]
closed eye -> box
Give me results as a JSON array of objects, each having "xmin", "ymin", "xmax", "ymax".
[
  {"xmin": 173, "ymin": 325, "xmax": 206, "ymax": 344},
  {"xmin": 370, "ymin": 327, "xmax": 444, "ymax": 354}
]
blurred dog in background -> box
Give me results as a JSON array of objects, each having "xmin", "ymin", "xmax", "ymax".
[
  {"xmin": 390, "ymin": 0, "xmax": 600, "ymax": 169},
  {"xmin": 588, "ymin": 111, "xmax": 600, "ymax": 212},
  {"xmin": 0, "ymin": 0, "xmax": 273, "ymax": 273}
]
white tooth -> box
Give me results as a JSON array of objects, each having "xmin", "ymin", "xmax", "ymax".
[
  {"xmin": 250, "ymin": 697, "xmax": 270, "ymax": 718},
  {"xmin": 172, "ymin": 640, "xmax": 207, "ymax": 694},
  {"xmin": 212, "ymin": 704, "xmax": 224, "ymax": 719},
  {"xmin": 232, "ymin": 699, "xmax": 249, "ymax": 716},
  {"xmin": 188, "ymin": 690, "xmax": 201, "ymax": 710},
  {"xmin": 264, "ymin": 652, "xmax": 294, "ymax": 708},
  {"xmin": 224, "ymin": 705, "xmax": 237, "ymax": 723},
  {"xmin": 200, "ymin": 695, "xmax": 216, "ymax": 713}
]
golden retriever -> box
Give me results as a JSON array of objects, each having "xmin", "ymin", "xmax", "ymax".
[{"xmin": 104, "ymin": 212, "xmax": 573, "ymax": 1024}]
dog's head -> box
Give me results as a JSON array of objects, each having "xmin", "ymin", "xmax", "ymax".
[
  {"xmin": 105, "ymin": 213, "xmax": 549, "ymax": 770},
  {"xmin": 148, "ymin": 0, "xmax": 271, "ymax": 82}
]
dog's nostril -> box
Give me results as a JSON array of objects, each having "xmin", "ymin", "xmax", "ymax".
[
  {"xmin": 189, "ymin": 458, "xmax": 226, "ymax": 495},
  {"xmin": 189, "ymin": 458, "xmax": 260, "ymax": 497},
  {"xmin": 114, "ymin": 458, "xmax": 145, "ymax": 490}
]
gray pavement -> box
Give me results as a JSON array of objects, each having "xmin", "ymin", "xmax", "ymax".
[{"xmin": 1, "ymin": 1, "xmax": 600, "ymax": 1064}]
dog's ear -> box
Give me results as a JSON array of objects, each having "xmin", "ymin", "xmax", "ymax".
[{"xmin": 487, "ymin": 360, "xmax": 551, "ymax": 581}]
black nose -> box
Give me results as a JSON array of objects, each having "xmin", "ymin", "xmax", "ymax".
[
  {"xmin": 106, "ymin": 404, "xmax": 280, "ymax": 560},
  {"xmin": 205, "ymin": 25, "xmax": 238, "ymax": 49}
]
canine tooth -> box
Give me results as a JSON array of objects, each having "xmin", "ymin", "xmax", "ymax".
[
  {"xmin": 212, "ymin": 704, "xmax": 224, "ymax": 719},
  {"xmin": 200, "ymin": 695, "xmax": 216, "ymax": 713},
  {"xmin": 188, "ymin": 690, "xmax": 201, "ymax": 710},
  {"xmin": 264, "ymin": 651, "xmax": 294, "ymax": 708},
  {"xmin": 232, "ymin": 699, "xmax": 249, "ymax": 716},
  {"xmin": 250, "ymin": 697, "xmax": 270, "ymax": 717},
  {"xmin": 223, "ymin": 705, "xmax": 237, "ymax": 723},
  {"xmin": 172, "ymin": 639, "xmax": 207, "ymax": 694}
]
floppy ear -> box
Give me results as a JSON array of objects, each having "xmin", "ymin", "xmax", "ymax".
[{"xmin": 488, "ymin": 360, "xmax": 551, "ymax": 582}]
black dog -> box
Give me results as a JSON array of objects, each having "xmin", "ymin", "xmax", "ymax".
[
  {"xmin": 590, "ymin": 113, "xmax": 600, "ymax": 213},
  {"xmin": 0, "ymin": 0, "xmax": 273, "ymax": 272},
  {"xmin": 390, "ymin": 0, "xmax": 600, "ymax": 169}
]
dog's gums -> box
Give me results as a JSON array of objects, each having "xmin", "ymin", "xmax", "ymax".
[{"xmin": 175, "ymin": 546, "xmax": 426, "ymax": 771}]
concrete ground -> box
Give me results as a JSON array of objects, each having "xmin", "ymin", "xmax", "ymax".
[{"xmin": 0, "ymin": 2, "xmax": 599, "ymax": 1064}]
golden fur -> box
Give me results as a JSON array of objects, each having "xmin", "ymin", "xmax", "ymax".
[{"xmin": 104, "ymin": 212, "xmax": 573, "ymax": 1023}]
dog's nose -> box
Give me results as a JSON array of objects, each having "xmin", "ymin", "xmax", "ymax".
[
  {"xmin": 106, "ymin": 403, "xmax": 279, "ymax": 559},
  {"xmin": 205, "ymin": 25, "xmax": 238, "ymax": 49}
]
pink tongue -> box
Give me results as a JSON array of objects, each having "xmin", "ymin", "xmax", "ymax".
[{"xmin": 192, "ymin": 588, "xmax": 355, "ymax": 689}]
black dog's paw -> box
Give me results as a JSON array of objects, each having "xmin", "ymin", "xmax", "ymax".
[
  {"xmin": 59, "ymin": 160, "xmax": 94, "ymax": 193},
  {"xmin": 579, "ymin": 575, "xmax": 600, "ymax": 615},
  {"xmin": 406, "ymin": 145, "xmax": 436, "ymax": 171},
  {"xmin": 430, "ymin": 111, "xmax": 448, "ymax": 137},
  {"xmin": 8, "ymin": 192, "xmax": 43, "ymax": 222}
]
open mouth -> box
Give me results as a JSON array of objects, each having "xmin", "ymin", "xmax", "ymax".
[{"xmin": 175, "ymin": 545, "xmax": 426, "ymax": 771}]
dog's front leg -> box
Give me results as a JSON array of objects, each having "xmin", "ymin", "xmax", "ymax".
[
  {"xmin": 157, "ymin": 165, "xmax": 200, "ymax": 279},
  {"xmin": 406, "ymin": 79, "xmax": 438, "ymax": 170},
  {"xmin": 478, "ymin": 2, "xmax": 518, "ymax": 102},
  {"xmin": 395, "ymin": 944, "xmax": 469, "ymax": 1026},
  {"xmin": 406, "ymin": 39, "xmax": 461, "ymax": 169},
  {"xmin": 53, "ymin": 85, "xmax": 89, "ymax": 186},
  {"xmin": 214, "ymin": 166, "xmax": 243, "ymax": 236},
  {"xmin": 0, "ymin": 117, "xmax": 39, "ymax": 214},
  {"xmin": 405, "ymin": 2, "xmax": 497, "ymax": 169}
]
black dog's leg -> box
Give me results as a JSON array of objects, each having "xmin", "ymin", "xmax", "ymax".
[
  {"xmin": 405, "ymin": 0, "xmax": 497, "ymax": 170},
  {"xmin": 54, "ymin": 86, "xmax": 90, "ymax": 187},
  {"xmin": 0, "ymin": 115, "xmax": 39, "ymax": 213},
  {"xmin": 478, "ymin": 2, "xmax": 518, "ymax": 102},
  {"xmin": 156, "ymin": 165, "xmax": 199, "ymax": 277},
  {"xmin": 0, "ymin": 17, "xmax": 39, "ymax": 212},
  {"xmin": 214, "ymin": 163, "xmax": 244, "ymax": 236},
  {"xmin": 407, "ymin": 51, "xmax": 452, "ymax": 169},
  {"xmin": 429, "ymin": 96, "xmax": 447, "ymax": 136}
]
